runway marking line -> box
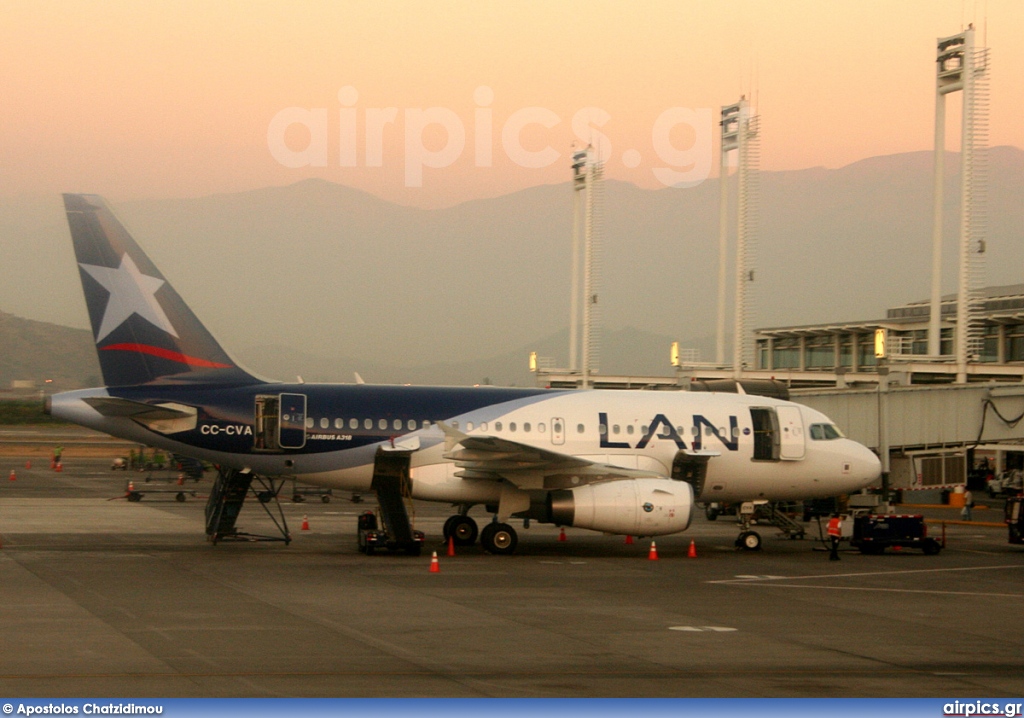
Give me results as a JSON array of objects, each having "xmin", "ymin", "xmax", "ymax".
[
  {"xmin": 709, "ymin": 563, "xmax": 1024, "ymax": 597},
  {"xmin": 725, "ymin": 585, "xmax": 1022, "ymax": 598}
]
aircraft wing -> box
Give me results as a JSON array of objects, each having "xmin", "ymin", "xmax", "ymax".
[{"xmin": 436, "ymin": 421, "xmax": 665, "ymax": 490}]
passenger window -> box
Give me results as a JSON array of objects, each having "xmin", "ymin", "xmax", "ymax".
[
  {"xmin": 641, "ymin": 425, "xmax": 649, "ymax": 435},
  {"xmin": 393, "ymin": 419, "xmax": 402, "ymax": 430},
  {"xmin": 452, "ymin": 420, "xmax": 459, "ymax": 429},
  {"xmin": 509, "ymin": 422, "xmax": 517, "ymax": 432},
  {"xmin": 676, "ymin": 426, "xmax": 685, "ymax": 435},
  {"xmin": 626, "ymin": 425, "xmax": 634, "ymax": 435},
  {"xmin": 422, "ymin": 420, "xmax": 432, "ymax": 429},
  {"xmin": 335, "ymin": 418, "xmax": 344, "ymax": 429},
  {"xmin": 553, "ymin": 422, "xmax": 561, "ymax": 433},
  {"xmin": 691, "ymin": 426, "xmax": 699, "ymax": 436},
  {"xmin": 495, "ymin": 421, "xmax": 503, "ymax": 431},
  {"xmin": 577, "ymin": 423, "xmax": 585, "ymax": 433},
  {"xmin": 407, "ymin": 419, "xmax": 417, "ymax": 430},
  {"xmin": 320, "ymin": 418, "xmax": 328, "ymax": 429},
  {"xmin": 305, "ymin": 417, "xmax": 314, "ymax": 429},
  {"xmin": 480, "ymin": 422, "xmax": 488, "ymax": 432},
  {"xmin": 378, "ymin": 419, "xmax": 388, "ymax": 430},
  {"xmin": 350, "ymin": 418, "xmax": 358, "ymax": 429},
  {"xmin": 538, "ymin": 423, "xmax": 546, "ymax": 433},
  {"xmin": 524, "ymin": 422, "xmax": 532, "ymax": 432},
  {"xmin": 363, "ymin": 418, "xmax": 372, "ymax": 430},
  {"xmin": 467, "ymin": 422, "xmax": 475, "ymax": 431},
  {"xmin": 612, "ymin": 424, "xmax": 621, "ymax": 434}
]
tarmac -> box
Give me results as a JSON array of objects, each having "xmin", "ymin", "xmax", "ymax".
[{"xmin": 0, "ymin": 456, "xmax": 1022, "ymax": 698}]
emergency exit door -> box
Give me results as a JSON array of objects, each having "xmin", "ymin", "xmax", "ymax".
[{"xmin": 551, "ymin": 417, "xmax": 565, "ymax": 445}]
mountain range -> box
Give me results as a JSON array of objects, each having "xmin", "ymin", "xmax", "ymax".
[{"xmin": 1, "ymin": 147, "xmax": 1021, "ymax": 389}]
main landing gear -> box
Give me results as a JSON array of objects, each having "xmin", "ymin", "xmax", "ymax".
[
  {"xmin": 442, "ymin": 514, "xmax": 479, "ymax": 546},
  {"xmin": 441, "ymin": 510, "xmax": 518, "ymax": 555},
  {"xmin": 480, "ymin": 521, "xmax": 517, "ymax": 555}
]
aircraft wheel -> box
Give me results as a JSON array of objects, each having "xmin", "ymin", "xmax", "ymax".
[
  {"xmin": 450, "ymin": 516, "xmax": 479, "ymax": 546},
  {"xmin": 127, "ymin": 492, "xmax": 142, "ymax": 502},
  {"xmin": 705, "ymin": 505, "xmax": 720, "ymax": 521},
  {"xmin": 175, "ymin": 492, "xmax": 186, "ymax": 502},
  {"xmin": 480, "ymin": 522, "xmax": 517, "ymax": 555},
  {"xmin": 321, "ymin": 494, "xmax": 331, "ymax": 504},
  {"xmin": 737, "ymin": 530, "xmax": 761, "ymax": 551},
  {"xmin": 442, "ymin": 515, "xmax": 458, "ymax": 539}
]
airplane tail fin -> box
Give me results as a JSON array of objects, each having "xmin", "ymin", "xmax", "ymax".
[{"xmin": 63, "ymin": 193, "xmax": 261, "ymax": 387}]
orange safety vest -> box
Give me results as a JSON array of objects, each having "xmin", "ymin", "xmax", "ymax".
[{"xmin": 827, "ymin": 517, "xmax": 842, "ymax": 537}]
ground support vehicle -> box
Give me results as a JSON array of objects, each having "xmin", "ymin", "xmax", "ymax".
[
  {"xmin": 357, "ymin": 510, "xmax": 425, "ymax": 555},
  {"xmin": 851, "ymin": 513, "xmax": 941, "ymax": 555}
]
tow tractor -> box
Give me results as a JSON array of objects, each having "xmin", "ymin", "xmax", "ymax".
[
  {"xmin": 1006, "ymin": 495, "xmax": 1024, "ymax": 545},
  {"xmin": 850, "ymin": 513, "xmax": 942, "ymax": 555}
]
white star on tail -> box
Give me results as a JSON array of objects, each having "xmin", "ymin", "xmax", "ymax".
[{"xmin": 79, "ymin": 255, "xmax": 179, "ymax": 342}]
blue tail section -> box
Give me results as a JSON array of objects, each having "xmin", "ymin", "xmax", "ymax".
[{"xmin": 64, "ymin": 194, "xmax": 261, "ymax": 387}]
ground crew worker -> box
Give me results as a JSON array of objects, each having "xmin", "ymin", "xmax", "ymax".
[
  {"xmin": 54, "ymin": 445, "xmax": 63, "ymax": 463},
  {"xmin": 827, "ymin": 514, "xmax": 842, "ymax": 561},
  {"xmin": 961, "ymin": 488, "xmax": 974, "ymax": 522}
]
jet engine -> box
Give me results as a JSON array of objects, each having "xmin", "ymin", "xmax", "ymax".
[{"xmin": 548, "ymin": 478, "xmax": 694, "ymax": 536}]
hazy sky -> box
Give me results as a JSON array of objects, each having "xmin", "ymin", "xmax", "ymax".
[{"xmin": 1, "ymin": 0, "xmax": 1021, "ymax": 208}]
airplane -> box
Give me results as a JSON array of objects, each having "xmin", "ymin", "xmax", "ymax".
[{"xmin": 46, "ymin": 193, "xmax": 881, "ymax": 554}]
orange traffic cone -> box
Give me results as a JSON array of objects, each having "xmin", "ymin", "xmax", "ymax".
[
  {"xmin": 688, "ymin": 539, "xmax": 697, "ymax": 558},
  {"xmin": 8, "ymin": 469, "xmax": 15, "ymax": 481},
  {"xmin": 301, "ymin": 515, "xmax": 310, "ymax": 531},
  {"xmin": 55, "ymin": 462, "xmax": 62, "ymax": 473},
  {"xmin": 126, "ymin": 480, "xmax": 134, "ymax": 497},
  {"xmin": 446, "ymin": 536, "xmax": 455, "ymax": 557},
  {"xmin": 429, "ymin": 551, "xmax": 440, "ymax": 573},
  {"xmin": 25, "ymin": 460, "xmax": 31, "ymax": 469},
  {"xmin": 648, "ymin": 541, "xmax": 659, "ymax": 560},
  {"xmin": 558, "ymin": 527, "xmax": 567, "ymax": 542},
  {"xmin": 625, "ymin": 534, "xmax": 633, "ymax": 545}
]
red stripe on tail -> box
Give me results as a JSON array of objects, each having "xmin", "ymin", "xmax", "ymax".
[{"xmin": 100, "ymin": 343, "xmax": 233, "ymax": 369}]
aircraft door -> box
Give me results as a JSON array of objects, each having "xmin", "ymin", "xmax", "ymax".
[
  {"xmin": 254, "ymin": 395, "xmax": 280, "ymax": 451},
  {"xmin": 278, "ymin": 393, "xmax": 307, "ymax": 449},
  {"xmin": 551, "ymin": 417, "xmax": 565, "ymax": 445},
  {"xmin": 776, "ymin": 405, "xmax": 806, "ymax": 460}
]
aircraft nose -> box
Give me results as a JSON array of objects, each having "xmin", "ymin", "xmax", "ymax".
[{"xmin": 847, "ymin": 440, "xmax": 882, "ymax": 488}]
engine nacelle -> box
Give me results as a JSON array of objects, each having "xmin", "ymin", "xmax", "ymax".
[{"xmin": 549, "ymin": 478, "xmax": 694, "ymax": 536}]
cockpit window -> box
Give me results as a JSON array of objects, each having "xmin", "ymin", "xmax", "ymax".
[{"xmin": 809, "ymin": 423, "xmax": 844, "ymax": 440}]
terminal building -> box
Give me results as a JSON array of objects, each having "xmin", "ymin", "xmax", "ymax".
[{"xmin": 754, "ymin": 283, "xmax": 1024, "ymax": 387}]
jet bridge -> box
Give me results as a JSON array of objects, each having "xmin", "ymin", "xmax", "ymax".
[{"xmin": 794, "ymin": 382, "xmax": 1024, "ymax": 490}]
